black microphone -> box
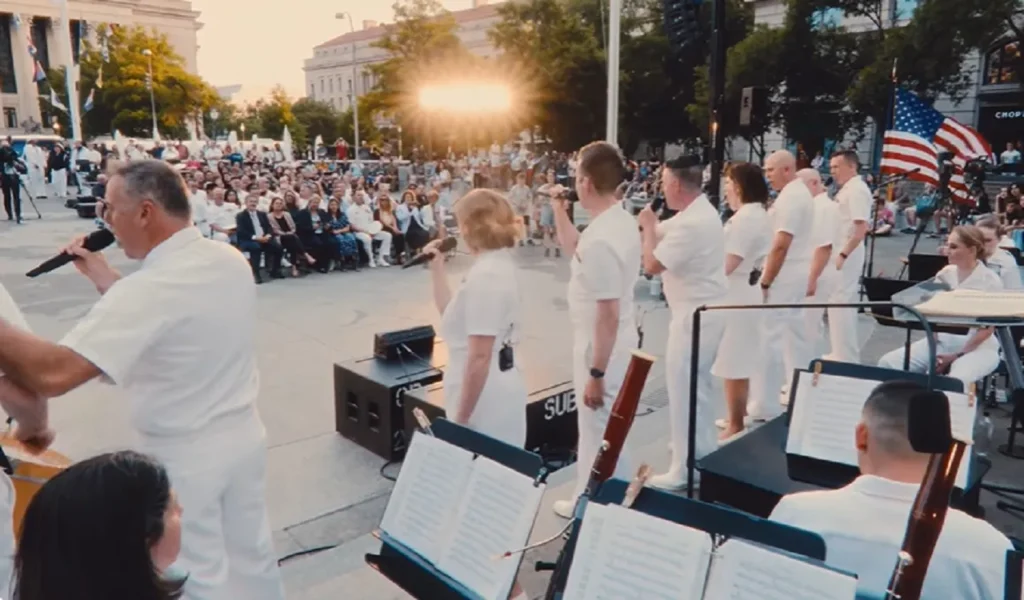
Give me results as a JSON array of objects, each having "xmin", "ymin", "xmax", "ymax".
[
  {"xmin": 26, "ymin": 229, "xmax": 116, "ymax": 278},
  {"xmin": 403, "ymin": 237, "xmax": 458, "ymax": 269},
  {"xmin": 907, "ymin": 390, "xmax": 954, "ymax": 454}
]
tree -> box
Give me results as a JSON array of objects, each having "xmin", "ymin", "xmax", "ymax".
[
  {"xmin": 292, "ymin": 98, "xmax": 343, "ymax": 146},
  {"xmin": 47, "ymin": 25, "xmax": 220, "ymax": 138},
  {"xmin": 238, "ymin": 86, "xmax": 306, "ymax": 146}
]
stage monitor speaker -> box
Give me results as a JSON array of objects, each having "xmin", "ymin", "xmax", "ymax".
[
  {"xmin": 374, "ymin": 325, "xmax": 436, "ymax": 361},
  {"xmin": 740, "ymin": 86, "xmax": 768, "ymax": 128}
]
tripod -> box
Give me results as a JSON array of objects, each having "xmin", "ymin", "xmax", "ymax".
[{"xmin": 19, "ymin": 179, "xmax": 41, "ymax": 219}]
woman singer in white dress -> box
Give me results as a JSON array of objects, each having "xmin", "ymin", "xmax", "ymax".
[
  {"xmin": 711, "ymin": 163, "xmax": 773, "ymax": 440},
  {"xmin": 422, "ymin": 189, "xmax": 528, "ymax": 447},
  {"xmin": 878, "ymin": 225, "xmax": 1002, "ymax": 390},
  {"xmin": 976, "ymin": 215, "xmax": 1023, "ymax": 290}
]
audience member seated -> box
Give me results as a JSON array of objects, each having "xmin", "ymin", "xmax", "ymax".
[
  {"xmin": 14, "ymin": 450, "xmax": 185, "ymax": 600},
  {"xmin": 236, "ymin": 195, "xmax": 284, "ymax": 283},
  {"xmin": 325, "ymin": 197, "xmax": 359, "ymax": 271},
  {"xmin": 268, "ymin": 197, "xmax": 315, "ymax": 277},
  {"xmin": 404, "ymin": 195, "xmax": 431, "ymax": 254},
  {"xmin": 206, "ymin": 187, "xmax": 238, "ymax": 243},
  {"xmin": 872, "ymin": 197, "xmax": 893, "ymax": 236},
  {"xmin": 770, "ymin": 380, "xmax": 1013, "ymax": 600},
  {"xmin": 295, "ymin": 195, "xmax": 335, "ymax": 274},
  {"xmin": 878, "ymin": 225, "xmax": 1002, "ymax": 389},
  {"xmin": 375, "ymin": 195, "xmax": 406, "ymax": 264},
  {"xmin": 347, "ymin": 190, "xmax": 392, "ymax": 268}
]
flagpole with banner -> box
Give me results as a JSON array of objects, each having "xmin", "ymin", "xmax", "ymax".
[{"xmin": 53, "ymin": 0, "xmax": 82, "ymax": 141}]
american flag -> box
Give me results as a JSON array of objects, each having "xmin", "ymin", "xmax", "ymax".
[{"xmin": 880, "ymin": 88, "xmax": 993, "ymax": 201}]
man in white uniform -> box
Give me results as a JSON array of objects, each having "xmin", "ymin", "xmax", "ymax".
[
  {"xmin": 23, "ymin": 140, "xmax": 47, "ymax": 199},
  {"xmin": 828, "ymin": 150, "xmax": 872, "ymax": 362},
  {"xmin": 771, "ymin": 380, "xmax": 1012, "ymax": 600},
  {"xmin": 0, "ymin": 161, "xmax": 285, "ymax": 600},
  {"xmin": 638, "ymin": 156, "xmax": 727, "ymax": 490},
  {"xmin": 550, "ymin": 141, "xmax": 640, "ymax": 518},
  {"xmin": 752, "ymin": 150, "xmax": 815, "ymax": 421},
  {"xmin": 347, "ymin": 191, "xmax": 393, "ymax": 267},
  {"xmin": 797, "ymin": 168, "xmax": 843, "ymax": 356}
]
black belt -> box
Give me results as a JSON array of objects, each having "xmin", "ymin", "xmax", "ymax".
[{"xmin": 748, "ymin": 268, "xmax": 763, "ymax": 287}]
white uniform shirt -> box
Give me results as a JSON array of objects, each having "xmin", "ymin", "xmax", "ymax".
[
  {"xmin": 934, "ymin": 264, "xmax": 1004, "ymax": 349},
  {"xmin": 346, "ymin": 203, "xmax": 374, "ymax": 231},
  {"xmin": 723, "ymin": 203, "xmax": 772, "ymax": 290},
  {"xmin": 810, "ymin": 192, "xmax": 844, "ymax": 285},
  {"xmin": 653, "ymin": 195, "xmax": 728, "ymax": 308},
  {"xmin": 986, "ymin": 249, "xmax": 1023, "ymax": 290},
  {"xmin": 207, "ymin": 202, "xmax": 239, "ymax": 242},
  {"xmin": 567, "ymin": 204, "xmax": 641, "ymax": 343},
  {"xmin": 770, "ymin": 178, "xmax": 815, "ymax": 284},
  {"xmin": 0, "ymin": 283, "xmax": 27, "ymax": 598},
  {"xmin": 60, "ymin": 228, "xmax": 266, "ymax": 465},
  {"xmin": 834, "ymin": 175, "xmax": 873, "ymax": 265},
  {"xmin": 189, "ymin": 191, "xmax": 209, "ymax": 238},
  {"xmin": 771, "ymin": 475, "xmax": 1012, "ymax": 600}
]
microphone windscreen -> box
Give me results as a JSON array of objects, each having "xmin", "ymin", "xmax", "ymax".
[
  {"xmin": 438, "ymin": 237, "xmax": 458, "ymax": 253},
  {"xmin": 908, "ymin": 390, "xmax": 953, "ymax": 453}
]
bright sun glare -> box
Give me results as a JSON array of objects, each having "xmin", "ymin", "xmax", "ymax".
[{"xmin": 418, "ymin": 83, "xmax": 514, "ymax": 114}]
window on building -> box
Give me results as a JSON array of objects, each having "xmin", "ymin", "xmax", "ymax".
[
  {"xmin": 892, "ymin": 0, "xmax": 919, "ymax": 21},
  {"xmin": 310, "ymin": 83, "xmax": 315, "ymax": 98},
  {"xmin": 31, "ymin": 18, "xmax": 50, "ymax": 71},
  {"xmin": 3, "ymin": 108, "xmax": 16, "ymax": 129},
  {"xmin": 362, "ymin": 72, "xmax": 370, "ymax": 92},
  {"xmin": 0, "ymin": 16, "xmax": 17, "ymax": 94},
  {"xmin": 329, "ymin": 78, "xmax": 334, "ymax": 93},
  {"xmin": 320, "ymin": 78, "xmax": 325, "ymax": 93},
  {"xmin": 986, "ymin": 41, "xmax": 1022, "ymax": 86},
  {"xmin": 70, "ymin": 20, "xmax": 82, "ymax": 64},
  {"xmin": 810, "ymin": 8, "xmax": 843, "ymax": 29},
  {"xmin": 347, "ymin": 79, "xmax": 352, "ymax": 94}
]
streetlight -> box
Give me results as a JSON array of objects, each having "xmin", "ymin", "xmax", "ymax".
[
  {"xmin": 335, "ymin": 12, "xmax": 360, "ymax": 165},
  {"xmin": 142, "ymin": 49, "xmax": 159, "ymax": 139},
  {"xmin": 240, "ymin": 123, "xmax": 246, "ymax": 150}
]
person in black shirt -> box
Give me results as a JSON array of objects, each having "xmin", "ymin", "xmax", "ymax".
[{"xmin": 0, "ymin": 137, "xmax": 24, "ymax": 223}]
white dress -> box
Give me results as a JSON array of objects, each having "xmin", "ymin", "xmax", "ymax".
[
  {"xmin": 711, "ymin": 203, "xmax": 772, "ymax": 379},
  {"xmin": 440, "ymin": 250, "xmax": 527, "ymax": 447}
]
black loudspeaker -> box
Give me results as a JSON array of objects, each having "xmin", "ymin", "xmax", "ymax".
[
  {"xmin": 663, "ymin": 0, "xmax": 703, "ymax": 53},
  {"xmin": 739, "ymin": 86, "xmax": 769, "ymax": 129},
  {"xmin": 334, "ymin": 342, "xmax": 447, "ymax": 460},
  {"xmin": 373, "ymin": 326, "xmax": 436, "ymax": 361}
]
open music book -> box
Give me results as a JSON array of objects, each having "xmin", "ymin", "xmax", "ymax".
[
  {"xmin": 786, "ymin": 371, "xmax": 976, "ymax": 489},
  {"xmin": 915, "ymin": 289, "xmax": 1024, "ymax": 318},
  {"xmin": 379, "ymin": 433, "xmax": 545, "ymax": 600},
  {"xmin": 562, "ymin": 502, "xmax": 857, "ymax": 599}
]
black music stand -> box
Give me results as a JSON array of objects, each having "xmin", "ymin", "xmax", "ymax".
[
  {"xmin": 1008, "ymin": 549, "xmax": 1023, "ymax": 600},
  {"xmin": 542, "ymin": 478, "xmax": 828, "ymax": 600},
  {"xmin": 365, "ymin": 419, "xmax": 548, "ymax": 600}
]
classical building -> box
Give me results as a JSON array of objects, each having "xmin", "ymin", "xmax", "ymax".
[
  {"xmin": 0, "ymin": 0, "xmax": 201, "ymax": 133},
  {"xmin": 735, "ymin": 0, "xmax": 1016, "ymax": 165},
  {"xmin": 304, "ymin": 0, "xmax": 504, "ymax": 113}
]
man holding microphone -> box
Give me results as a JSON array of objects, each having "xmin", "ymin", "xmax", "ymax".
[
  {"xmin": 0, "ymin": 160, "xmax": 284, "ymax": 600},
  {"xmin": 548, "ymin": 141, "xmax": 640, "ymax": 518}
]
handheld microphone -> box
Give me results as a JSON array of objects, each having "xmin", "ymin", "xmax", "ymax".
[
  {"xmin": 26, "ymin": 229, "xmax": 116, "ymax": 278},
  {"xmin": 403, "ymin": 237, "xmax": 458, "ymax": 269}
]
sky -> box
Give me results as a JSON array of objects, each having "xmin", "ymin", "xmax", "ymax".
[{"xmin": 191, "ymin": 0, "xmax": 488, "ymax": 103}]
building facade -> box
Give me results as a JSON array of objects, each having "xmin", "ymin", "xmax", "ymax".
[
  {"xmin": 738, "ymin": 0, "xmax": 1015, "ymax": 165},
  {"xmin": 303, "ymin": 0, "xmax": 504, "ymax": 113},
  {"xmin": 0, "ymin": 0, "xmax": 200, "ymax": 133}
]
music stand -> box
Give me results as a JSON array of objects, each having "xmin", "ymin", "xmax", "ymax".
[
  {"xmin": 543, "ymin": 478, "xmax": 828, "ymax": 600},
  {"xmin": 1007, "ymin": 549, "xmax": 1023, "ymax": 600},
  {"xmin": 365, "ymin": 419, "xmax": 548, "ymax": 600}
]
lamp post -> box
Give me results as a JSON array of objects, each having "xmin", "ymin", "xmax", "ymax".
[
  {"xmin": 336, "ymin": 12, "xmax": 360, "ymax": 165},
  {"xmin": 240, "ymin": 123, "xmax": 246, "ymax": 150},
  {"xmin": 142, "ymin": 49, "xmax": 159, "ymax": 139},
  {"xmin": 606, "ymin": 0, "xmax": 622, "ymax": 146}
]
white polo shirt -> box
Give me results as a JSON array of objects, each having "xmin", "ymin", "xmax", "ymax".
[
  {"xmin": 653, "ymin": 195, "xmax": 728, "ymax": 308},
  {"xmin": 770, "ymin": 178, "xmax": 815, "ymax": 284},
  {"xmin": 770, "ymin": 475, "xmax": 1012, "ymax": 600},
  {"xmin": 346, "ymin": 203, "xmax": 374, "ymax": 231},
  {"xmin": 986, "ymin": 249, "xmax": 1023, "ymax": 290},
  {"xmin": 834, "ymin": 175, "xmax": 873, "ymax": 268},
  {"xmin": 567, "ymin": 204, "xmax": 641, "ymax": 344},
  {"xmin": 60, "ymin": 228, "xmax": 265, "ymax": 465}
]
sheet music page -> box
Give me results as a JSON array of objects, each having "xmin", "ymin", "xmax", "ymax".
[
  {"xmin": 379, "ymin": 434, "xmax": 475, "ymax": 563},
  {"xmin": 562, "ymin": 503, "xmax": 712, "ymax": 600},
  {"xmin": 916, "ymin": 289, "xmax": 1024, "ymax": 318},
  {"xmin": 435, "ymin": 455, "xmax": 545, "ymax": 600},
  {"xmin": 703, "ymin": 539, "xmax": 857, "ymax": 600},
  {"xmin": 786, "ymin": 373, "xmax": 974, "ymax": 489}
]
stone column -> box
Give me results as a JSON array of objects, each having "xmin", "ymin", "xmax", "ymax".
[{"xmin": 10, "ymin": 15, "xmax": 42, "ymax": 127}]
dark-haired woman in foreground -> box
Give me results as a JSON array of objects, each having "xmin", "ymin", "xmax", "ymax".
[{"xmin": 14, "ymin": 450, "xmax": 184, "ymax": 600}]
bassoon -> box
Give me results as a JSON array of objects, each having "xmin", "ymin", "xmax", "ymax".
[
  {"xmin": 885, "ymin": 391, "xmax": 969, "ymax": 600},
  {"xmin": 538, "ymin": 349, "xmax": 656, "ymax": 599}
]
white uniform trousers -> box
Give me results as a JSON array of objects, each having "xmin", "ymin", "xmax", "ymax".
[
  {"xmin": 749, "ymin": 281, "xmax": 812, "ymax": 419},
  {"xmin": 0, "ymin": 472, "xmax": 14, "ymax": 600},
  {"xmin": 354, "ymin": 231, "xmax": 392, "ymax": 259},
  {"xmin": 165, "ymin": 442, "xmax": 285, "ymax": 600},
  {"xmin": 826, "ymin": 250, "xmax": 863, "ymax": 362},
  {"xmin": 665, "ymin": 310, "xmax": 724, "ymax": 479},
  {"xmin": 571, "ymin": 335, "xmax": 636, "ymax": 501},
  {"xmin": 51, "ymin": 168, "xmax": 67, "ymax": 198},
  {"xmin": 28, "ymin": 166, "xmax": 45, "ymax": 199},
  {"xmin": 878, "ymin": 335, "xmax": 1000, "ymax": 392},
  {"xmin": 804, "ymin": 271, "xmax": 838, "ymax": 358}
]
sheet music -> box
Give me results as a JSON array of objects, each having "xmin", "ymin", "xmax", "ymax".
[
  {"xmin": 786, "ymin": 372, "xmax": 974, "ymax": 489},
  {"xmin": 379, "ymin": 434, "xmax": 475, "ymax": 562},
  {"xmin": 916, "ymin": 289, "xmax": 1024, "ymax": 318},
  {"xmin": 703, "ymin": 539, "xmax": 857, "ymax": 600},
  {"xmin": 435, "ymin": 456, "xmax": 544, "ymax": 600},
  {"xmin": 562, "ymin": 503, "xmax": 712, "ymax": 600}
]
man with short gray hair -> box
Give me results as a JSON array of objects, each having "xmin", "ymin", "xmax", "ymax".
[{"xmin": 0, "ymin": 159, "xmax": 285, "ymax": 600}]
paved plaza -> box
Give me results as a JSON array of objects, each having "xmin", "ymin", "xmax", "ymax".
[{"xmin": 1, "ymin": 197, "xmax": 1021, "ymax": 599}]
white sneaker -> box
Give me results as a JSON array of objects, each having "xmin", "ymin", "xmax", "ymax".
[
  {"xmin": 378, "ymin": 256, "xmax": 391, "ymax": 267},
  {"xmin": 715, "ymin": 416, "xmax": 766, "ymax": 429},
  {"xmin": 718, "ymin": 428, "xmax": 751, "ymax": 447},
  {"xmin": 647, "ymin": 471, "xmax": 699, "ymax": 492},
  {"xmin": 552, "ymin": 499, "xmax": 574, "ymax": 519},
  {"xmin": 368, "ymin": 258, "xmax": 377, "ymax": 268}
]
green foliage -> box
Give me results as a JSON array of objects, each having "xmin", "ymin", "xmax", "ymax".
[
  {"xmin": 236, "ymin": 87, "xmax": 305, "ymax": 146},
  {"xmin": 292, "ymin": 98, "xmax": 342, "ymax": 146},
  {"xmin": 48, "ymin": 25, "xmax": 221, "ymax": 138}
]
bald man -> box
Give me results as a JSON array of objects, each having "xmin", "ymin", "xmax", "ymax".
[
  {"xmin": 797, "ymin": 168, "xmax": 844, "ymax": 356},
  {"xmin": 770, "ymin": 381, "xmax": 1012, "ymax": 600},
  {"xmin": 751, "ymin": 151, "xmax": 815, "ymax": 421}
]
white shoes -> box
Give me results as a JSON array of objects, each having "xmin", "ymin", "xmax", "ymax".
[
  {"xmin": 368, "ymin": 258, "xmax": 377, "ymax": 268},
  {"xmin": 647, "ymin": 471, "xmax": 700, "ymax": 492},
  {"xmin": 715, "ymin": 416, "xmax": 767, "ymax": 429},
  {"xmin": 552, "ymin": 499, "xmax": 574, "ymax": 519},
  {"xmin": 378, "ymin": 256, "xmax": 391, "ymax": 267}
]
